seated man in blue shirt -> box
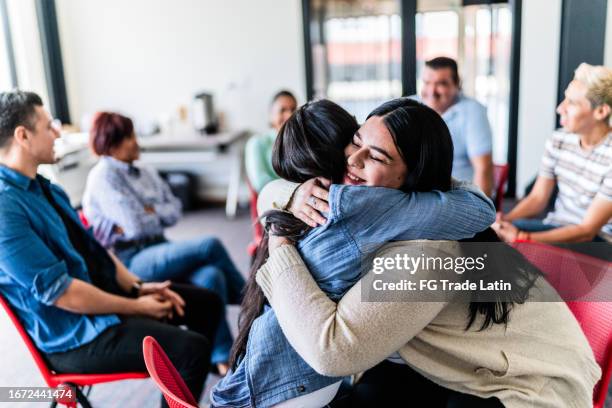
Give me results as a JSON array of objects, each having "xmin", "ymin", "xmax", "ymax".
[
  {"xmin": 0, "ymin": 91, "xmax": 222, "ymax": 407},
  {"xmin": 416, "ymin": 57, "xmax": 494, "ymax": 196}
]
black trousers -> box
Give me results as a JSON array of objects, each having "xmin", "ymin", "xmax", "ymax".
[
  {"xmin": 332, "ymin": 360, "xmax": 505, "ymax": 407},
  {"xmin": 45, "ymin": 283, "xmax": 223, "ymax": 407}
]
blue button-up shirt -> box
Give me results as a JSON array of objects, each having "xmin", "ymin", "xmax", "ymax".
[
  {"xmin": 211, "ymin": 182, "xmax": 496, "ymax": 407},
  {"xmin": 412, "ymin": 94, "xmax": 493, "ymax": 182},
  {"xmin": 0, "ymin": 165, "xmax": 120, "ymax": 354},
  {"xmin": 83, "ymin": 156, "xmax": 182, "ymax": 248}
]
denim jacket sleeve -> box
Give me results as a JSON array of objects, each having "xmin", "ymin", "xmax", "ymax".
[
  {"xmin": 329, "ymin": 180, "xmax": 495, "ymax": 251},
  {"xmin": 0, "ymin": 200, "xmax": 73, "ymax": 305}
]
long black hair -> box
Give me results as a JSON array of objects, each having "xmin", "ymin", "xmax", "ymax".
[{"xmin": 229, "ymin": 100, "xmax": 358, "ymax": 368}]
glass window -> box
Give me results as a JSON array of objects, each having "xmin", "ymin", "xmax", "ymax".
[
  {"xmin": 416, "ymin": 0, "xmax": 512, "ymax": 165},
  {"xmin": 309, "ymin": 0, "xmax": 403, "ymax": 122},
  {"xmin": 0, "ymin": 0, "xmax": 15, "ymax": 91}
]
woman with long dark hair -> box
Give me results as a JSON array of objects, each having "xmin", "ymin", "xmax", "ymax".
[
  {"xmin": 211, "ymin": 98, "xmax": 507, "ymax": 407},
  {"xmin": 251, "ymin": 98, "xmax": 599, "ymax": 407}
]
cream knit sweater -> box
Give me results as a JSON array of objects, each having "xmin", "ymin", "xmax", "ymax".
[{"xmin": 254, "ymin": 180, "xmax": 601, "ymax": 408}]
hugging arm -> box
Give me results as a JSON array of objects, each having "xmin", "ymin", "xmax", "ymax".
[
  {"xmin": 258, "ymin": 179, "xmax": 496, "ymax": 242},
  {"xmin": 335, "ymin": 180, "xmax": 496, "ymax": 245},
  {"xmin": 255, "ymin": 244, "xmax": 447, "ymax": 377}
]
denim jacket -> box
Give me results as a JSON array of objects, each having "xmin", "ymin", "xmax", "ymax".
[{"xmin": 211, "ymin": 182, "xmax": 495, "ymax": 407}]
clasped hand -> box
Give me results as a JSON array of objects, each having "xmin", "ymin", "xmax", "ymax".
[{"xmin": 136, "ymin": 280, "xmax": 185, "ymax": 320}]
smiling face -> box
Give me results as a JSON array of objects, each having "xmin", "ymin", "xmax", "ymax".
[
  {"xmin": 420, "ymin": 66, "xmax": 460, "ymax": 114},
  {"xmin": 343, "ymin": 115, "xmax": 407, "ymax": 188}
]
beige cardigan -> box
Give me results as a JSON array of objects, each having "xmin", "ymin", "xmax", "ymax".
[{"xmin": 255, "ymin": 180, "xmax": 601, "ymax": 408}]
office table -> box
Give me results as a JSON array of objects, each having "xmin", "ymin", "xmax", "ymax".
[{"xmin": 138, "ymin": 130, "xmax": 251, "ymax": 218}]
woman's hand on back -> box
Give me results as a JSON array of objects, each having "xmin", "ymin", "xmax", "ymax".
[{"xmin": 288, "ymin": 177, "xmax": 331, "ymax": 227}]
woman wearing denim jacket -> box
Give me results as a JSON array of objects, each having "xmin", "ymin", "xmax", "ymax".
[{"xmin": 211, "ymin": 99, "xmax": 509, "ymax": 407}]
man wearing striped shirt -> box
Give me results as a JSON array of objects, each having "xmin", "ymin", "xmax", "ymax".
[{"xmin": 494, "ymin": 63, "xmax": 612, "ymax": 244}]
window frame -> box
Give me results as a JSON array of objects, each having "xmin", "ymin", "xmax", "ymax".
[
  {"xmin": 0, "ymin": 0, "xmax": 18, "ymax": 88},
  {"xmin": 34, "ymin": 0, "xmax": 70, "ymax": 123}
]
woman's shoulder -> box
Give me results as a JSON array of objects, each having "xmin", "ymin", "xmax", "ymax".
[
  {"xmin": 247, "ymin": 131, "xmax": 275, "ymax": 148},
  {"xmin": 87, "ymin": 158, "xmax": 132, "ymax": 192},
  {"xmin": 86, "ymin": 158, "xmax": 112, "ymax": 183}
]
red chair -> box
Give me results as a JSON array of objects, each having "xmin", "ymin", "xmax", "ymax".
[
  {"xmin": 142, "ymin": 336, "xmax": 199, "ymax": 408},
  {"xmin": 511, "ymin": 242, "xmax": 612, "ymax": 407},
  {"xmin": 246, "ymin": 181, "xmax": 264, "ymax": 258},
  {"xmin": 77, "ymin": 210, "xmax": 90, "ymax": 228},
  {"xmin": 0, "ymin": 293, "xmax": 148, "ymax": 408},
  {"xmin": 493, "ymin": 164, "xmax": 509, "ymax": 210},
  {"xmin": 566, "ymin": 301, "xmax": 612, "ymax": 408}
]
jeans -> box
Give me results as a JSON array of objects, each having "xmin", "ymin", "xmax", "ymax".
[
  {"xmin": 45, "ymin": 283, "xmax": 223, "ymax": 408},
  {"xmin": 116, "ymin": 236, "xmax": 246, "ymax": 365},
  {"xmin": 512, "ymin": 219, "xmax": 610, "ymax": 260},
  {"xmin": 331, "ymin": 360, "xmax": 504, "ymax": 407},
  {"xmin": 511, "ymin": 219, "xmax": 558, "ymax": 233}
]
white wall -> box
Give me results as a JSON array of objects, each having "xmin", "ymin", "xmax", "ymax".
[
  {"xmin": 55, "ymin": 0, "xmax": 305, "ymax": 134},
  {"xmin": 515, "ymin": 0, "xmax": 563, "ymax": 196}
]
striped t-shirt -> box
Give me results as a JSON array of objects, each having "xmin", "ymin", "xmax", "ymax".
[{"xmin": 540, "ymin": 131, "xmax": 612, "ymax": 241}]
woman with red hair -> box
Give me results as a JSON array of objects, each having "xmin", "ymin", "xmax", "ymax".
[{"xmin": 83, "ymin": 112, "xmax": 245, "ymax": 375}]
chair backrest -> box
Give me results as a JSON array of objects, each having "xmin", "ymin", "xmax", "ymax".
[
  {"xmin": 0, "ymin": 293, "xmax": 55, "ymax": 386},
  {"xmin": 566, "ymin": 301, "xmax": 612, "ymax": 408},
  {"xmin": 142, "ymin": 336, "xmax": 199, "ymax": 408},
  {"xmin": 511, "ymin": 242, "xmax": 612, "ymax": 407},
  {"xmin": 247, "ymin": 181, "xmax": 263, "ymax": 244},
  {"xmin": 493, "ymin": 164, "xmax": 509, "ymax": 210},
  {"xmin": 77, "ymin": 210, "xmax": 90, "ymax": 228}
]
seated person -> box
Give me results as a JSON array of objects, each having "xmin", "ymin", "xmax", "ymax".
[
  {"xmin": 245, "ymin": 90, "xmax": 297, "ymax": 192},
  {"xmin": 414, "ymin": 57, "xmax": 493, "ymax": 196},
  {"xmin": 494, "ymin": 63, "xmax": 612, "ymax": 244},
  {"xmin": 0, "ymin": 91, "xmax": 223, "ymax": 408},
  {"xmin": 82, "ymin": 112, "xmax": 245, "ymax": 375}
]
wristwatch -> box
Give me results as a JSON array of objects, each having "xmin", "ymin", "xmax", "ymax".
[{"xmin": 130, "ymin": 280, "xmax": 143, "ymax": 298}]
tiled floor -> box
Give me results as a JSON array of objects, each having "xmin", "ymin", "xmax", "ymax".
[{"xmin": 0, "ymin": 205, "xmax": 253, "ymax": 408}]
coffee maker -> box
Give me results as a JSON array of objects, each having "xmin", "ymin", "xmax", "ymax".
[{"xmin": 192, "ymin": 92, "xmax": 218, "ymax": 134}]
